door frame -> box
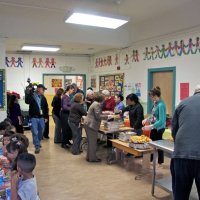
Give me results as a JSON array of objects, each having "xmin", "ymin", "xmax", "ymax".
[
  {"xmin": 147, "ymin": 67, "xmax": 176, "ymax": 114},
  {"xmin": 43, "ymin": 73, "xmax": 86, "ymax": 94}
]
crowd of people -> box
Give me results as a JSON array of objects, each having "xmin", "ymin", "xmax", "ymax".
[{"xmin": 2, "ymin": 81, "xmax": 200, "ymax": 199}]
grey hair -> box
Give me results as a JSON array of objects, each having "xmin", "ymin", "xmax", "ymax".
[
  {"xmin": 194, "ymin": 84, "xmax": 200, "ymax": 93},
  {"xmin": 102, "ymin": 90, "xmax": 110, "ymax": 96}
]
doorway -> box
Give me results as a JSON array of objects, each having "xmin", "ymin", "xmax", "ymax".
[{"xmin": 147, "ymin": 67, "xmax": 176, "ymax": 116}]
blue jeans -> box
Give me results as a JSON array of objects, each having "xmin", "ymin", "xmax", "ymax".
[
  {"xmin": 68, "ymin": 121, "xmax": 81, "ymax": 155},
  {"xmin": 171, "ymin": 158, "xmax": 200, "ymax": 200},
  {"xmin": 30, "ymin": 118, "xmax": 45, "ymax": 149}
]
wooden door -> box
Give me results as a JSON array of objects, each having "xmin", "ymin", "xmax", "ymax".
[{"xmin": 152, "ymin": 71, "xmax": 173, "ymax": 116}]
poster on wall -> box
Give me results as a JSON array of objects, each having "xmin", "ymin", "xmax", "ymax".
[
  {"xmin": 0, "ymin": 69, "xmax": 6, "ymax": 110},
  {"xmin": 91, "ymin": 75, "xmax": 96, "ymax": 88},
  {"xmin": 180, "ymin": 83, "xmax": 189, "ymax": 100},
  {"xmin": 99, "ymin": 73, "xmax": 124, "ymax": 96},
  {"xmin": 51, "ymin": 79, "xmax": 62, "ymax": 88},
  {"xmin": 135, "ymin": 83, "xmax": 141, "ymax": 97}
]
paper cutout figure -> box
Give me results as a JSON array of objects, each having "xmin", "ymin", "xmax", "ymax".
[
  {"xmin": 38, "ymin": 58, "xmax": 43, "ymax": 68},
  {"xmin": 166, "ymin": 42, "xmax": 175, "ymax": 57},
  {"xmin": 115, "ymin": 54, "xmax": 119, "ymax": 65},
  {"xmin": 125, "ymin": 54, "xmax": 129, "ymax": 65},
  {"xmin": 45, "ymin": 58, "xmax": 50, "ymax": 68},
  {"xmin": 32, "ymin": 58, "xmax": 37, "ymax": 68},
  {"xmin": 10, "ymin": 57, "xmax": 16, "ymax": 67},
  {"xmin": 50, "ymin": 58, "xmax": 56, "ymax": 68},
  {"xmin": 5, "ymin": 57, "xmax": 10, "ymax": 67},
  {"xmin": 16, "ymin": 57, "xmax": 23, "ymax": 68}
]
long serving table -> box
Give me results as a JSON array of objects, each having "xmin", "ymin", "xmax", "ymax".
[
  {"xmin": 149, "ymin": 140, "xmax": 198, "ymax": 199},
  {"xmin": 110, "ymin": 139, "xmax": 153, "ymax": 180}
]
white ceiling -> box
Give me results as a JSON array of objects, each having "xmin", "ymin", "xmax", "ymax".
[{"xmin": 0, "ymin": 0, "xmax": 200, "ymax": 55}]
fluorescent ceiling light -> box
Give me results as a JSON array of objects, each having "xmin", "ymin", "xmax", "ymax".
[
  {"xmin": 21, "ymin": 45, "xmax": 60, "ymax": 52},
  {"xmin": 65, "ymin": 12, "xmax": 129, "ymax": 29}
]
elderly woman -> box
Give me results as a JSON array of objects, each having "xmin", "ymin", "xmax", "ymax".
[
  {"xmin": 143, "ymin": 86, "xmax": 166, "ymax": 166},
  {"xmin": 102, "ymin": 90, "xmax": 115, "ymax": 112},
  {"xmin": 84, "ymin": 92, "xmax": 109, "ymax": 162},
  {"xmin": 68, "ymin": 93, "xmax": 87, "ymax": 155},
  {"xmin": 85, "ymin": 89, "xmax": 94, "ymax": 111}
]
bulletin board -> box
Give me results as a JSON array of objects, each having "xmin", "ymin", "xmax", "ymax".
[
  {"xmin": 0, "ymin": 69, "xmax": 6, "ymax": 111},
  {"xmin": 99, "ymin": 73, "xmax": 124, "ymax": 96}
]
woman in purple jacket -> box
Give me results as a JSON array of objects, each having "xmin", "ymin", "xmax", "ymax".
[
  {"xmin": 8, "ymin": 95, "xmax": 23, "ymax": 133},
  {"xmin": 60, "ymin": 85, "xmax": 75, "ymax": 149}
]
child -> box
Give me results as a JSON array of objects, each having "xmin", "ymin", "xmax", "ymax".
[
  {"xmin": 2, "ymin": 131, "xmax": 12, "ymax": 156},
  {"xmin": 6, "ymin": 140, "xmax": 28, "ymax": 171},
  {"xmin": 11, "ymin": 153, "xmax": 40, "ymax": 200},
  {"xmin": 0, "ymin": 121, "xmax": 11, "ymax": 135},
  {"xmin": 10, "ymin": 133, "xmax": 29, "ymax": 149}
]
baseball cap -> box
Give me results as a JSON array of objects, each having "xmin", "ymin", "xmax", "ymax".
[{"xmin": 37, "ymin": 84, "xmax": 47, "ymax": 90}]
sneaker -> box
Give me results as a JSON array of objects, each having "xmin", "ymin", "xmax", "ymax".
[{"xmin": 35, "ymin": 148, "xmax": 40, "ymax": 154}]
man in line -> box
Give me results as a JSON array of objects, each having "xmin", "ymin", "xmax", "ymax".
[
  {"xmin": 171, "ymin": 85, "xmax": 200, "ymax": 200},
  {"xmin": 25, "ymin": 84, "xmax": 49, "ymax": 154}
]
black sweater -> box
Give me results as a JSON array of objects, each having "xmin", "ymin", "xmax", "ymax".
[
  {"xmin": 123, "ymin": 103, "xmax": 144, "ymax": 129},
  {"xmin": 69, "ymin": 102, "xmax": 87, "ymax": 125},
  {"xmin": 51, "ymin": 96, "xmax": 61, "ymax": 117},
  {"xmin": 25, "ymin": 91, "xmax": 48, "ymax": 118}
]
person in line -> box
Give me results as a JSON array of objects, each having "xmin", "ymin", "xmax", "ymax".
[
  {"xmin": 11, "ymin": 153, "xmax": 40, "ymax": 200},
  {"xmin": 143, "ymin": 87, "xmax": 166, "ymax": 166},
  {"xmin": 51, "ymin": 88, "xmax": 64, "ymax": 143},
  {"xmin": 85, "ymin": 89, "xmax": 94, "ymax": 111},
  {"xmin": 60, "ymin": 85, "xmax": 74, "ymax": 149},
  {"xmin": 101, "ymin": 90, "xmax": 115, "ymax": 112},
  {"xmin": 84, "ymin": 93, "xmax": 110, "ymax": 162},
  {"xmin": 170, "ymin": 85, "xmax": 200, "ymax": 200},
  {"xmin": 8, "ymin": 94, "xmax": 23, "ymax": 133},
  {"xmin": 70, "ymin": 83, "xmax": 84, "ymax": 100},
  {"xmin": 114, "ymin": 94, "xmax": 125, "ymax": 113},
  {"xmin": 122, "ymin": 93, "xmax": 144, "ymax": 135},
  {"xmin": 25, "ymin": 84, "xmax": 48, "ymax": 154},
  {"xmin": 68, "ymin": 93, "xmax": 87, "ymax": 155}
]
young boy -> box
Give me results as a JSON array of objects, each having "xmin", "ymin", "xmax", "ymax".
[{"xmin": 11, "ymin": 153, "xmax": 40, "ymax": 200}]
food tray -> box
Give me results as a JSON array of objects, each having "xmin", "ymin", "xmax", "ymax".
[
  {"xmin": 118, "ymin": 132, "xmax": 137, "ymax": 142},
  {"xmin": 129, "ymin": 142, "xmax": 151, "ymax": 150}
]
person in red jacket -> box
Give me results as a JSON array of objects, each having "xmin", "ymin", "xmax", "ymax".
[{"xmin": 101, "ymin": 90, "xmax": 115, "ymax": 112}]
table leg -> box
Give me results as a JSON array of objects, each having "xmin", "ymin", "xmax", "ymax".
[
  {"xmin": 151, "ymin": 147, "xmax": 157, "ymax": 196},
  {"xmin": 135, "ymin": 153, "xmax": 151, "ymax": 180}
]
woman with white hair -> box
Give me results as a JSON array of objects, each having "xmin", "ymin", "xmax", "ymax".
[
  {"xmin": 101, "ymin": 89, "xmax": 115, "ymax": 112},
  {"xmin": 85, "ymin": 89, "xmax": 94, "ymax": 110}
]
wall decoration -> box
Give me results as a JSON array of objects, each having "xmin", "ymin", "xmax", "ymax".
[
  {"xmin": 180, "ymin": 83, "xmax": 189, "ymax": 100},
  {"xmin": 143, "ymin": 37, "xmax": 200, "ymax": 61},
  {"xmin": 51, "ymin": 79, "xmax": 62, "ymax": 88},
  {"xmin": 38, "ymin": 58, "xmax": 44, "ymax": 68},
  {"xmin": 99, "ymin": 73, "xmax": 124, "ymax": 96},
  {"xmin": 5, "ymin": 57, "xmax": 23, "ymax": 68},
  {"xmin": 135, "ymin": 83, "xmax": 141, "ymax": 97},
  {"xmin": 31, "ymin": 57, "xmax": 57, "ymax": 68},
  {"xmin": 0, "ymin": 69, "xmax": 6, "ymax": 110},
  {"xmin": 90, "ymin": 75, "xmax": 96, "ymax": 88},
  {"xmin": 59, "ymin": 66, "xmax": 75, "ymax": 72}
]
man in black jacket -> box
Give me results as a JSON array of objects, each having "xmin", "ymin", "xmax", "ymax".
[{"xmin": 25, "ymin": 84, "xmax": 49, "ymax": 154}]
